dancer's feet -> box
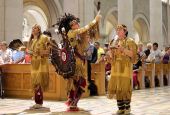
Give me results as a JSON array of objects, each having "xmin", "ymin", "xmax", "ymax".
[
  {"xmin": 65, "ymin": 100, "xmax": 71, "ymax": 106},
  {"xmin": 124, "ymin": 108, "xmax": 131, "ymax": 115},
  {"xmin": 30, "ymin": 104, "xmax": 42, "ymax": 109},
  {"xmin": 116, "ymin": 109, "xmax": 125, "ymax": 115},
  {"xmin": 67, "ymin": 106, "xmax": 79, "ymax": 111}
]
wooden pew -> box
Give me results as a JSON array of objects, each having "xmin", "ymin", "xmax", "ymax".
[
  {"xmin": 144, "ymin": 63, "xmax": 155, "ymax": 88},
  {"xmin": 2, "ymin": 64, "xmax": 89, "ymax": 100},
  {"xmin": 91, "ymin": 62, "xmax": 105, "ymax": 95},
  {"xmin": 163, "ymin": 63, "xmax": 169, "ymax": 85},
  {"xmin": 155, "ymin": 63, "xmax": 164, "ymax": 87},
  {"xmin": 137, "ymin": 62, "xmax": 169, "ymax": 89},
  {"xmin": 137, "ymin": 67, "xmax": 145, "ymax": 89},
  {"xmin": 142, "ymin": 62, "xmax": 166, "ymax": 88},
  {"xmin": 168, "ymin": 62, "xmax": 170, "ymax": 85}
]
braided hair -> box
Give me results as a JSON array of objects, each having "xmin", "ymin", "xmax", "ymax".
[{"xmin": 56, "ymin": 13, "xmax": 80, "ymax": 34}]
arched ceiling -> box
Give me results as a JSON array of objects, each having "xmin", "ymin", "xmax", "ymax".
[{"xmin": 23, "ymin": 0, "xmax": 62, "ymax": 41}]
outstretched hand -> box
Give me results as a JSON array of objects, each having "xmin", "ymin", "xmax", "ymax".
[{"xmin": 95, "ymin": 11, "xmax": 102, "ymax": 22}]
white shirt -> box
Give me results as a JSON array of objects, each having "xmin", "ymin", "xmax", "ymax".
[
  {"xmin": 0, "ymin": 49, "xmax": 12, "ymax": 64},
  {"xmin": 146, "ymin": 49, "xmax": 163, "ymax": 63}
]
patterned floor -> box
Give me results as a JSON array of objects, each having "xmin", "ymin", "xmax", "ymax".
[{"xmin": 0, "ymin": 86, "xmax": 170, "ymax": 115}]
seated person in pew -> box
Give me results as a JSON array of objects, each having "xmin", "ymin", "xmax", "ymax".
[
  {"xmin": 162, "ymin": 46, "xmax": 170, "ymax": 86},
  {"xmin": 95, "ymin": 51, "xmax": 112, "ymax": 93},
  {"xmin": 23, "ymin": 41, "xmax": 31, "ymax": 64},
  {"xmin": 143, "ymin": 43, "xmax": 152, "ymax": 59},
  {"xmin": 85, "ymin": 34, "xmax": 98, "ymax": 83},
  {"xmin": 12, "ymin": 49, "xmax": 25, "ymax": 64},
  {"xmin": 146, "ymin": 42, "xmax": 163, "ymax": 63},
  {"xmin": 133, "ymin": 53, "xmax": 142, "ymax": 90},
  {"xmin": 8, "ymin": 39, "xmax": 26, "ymax": 64},
  {"xmin": 0, "ymin": 41, "xmax": 13, "ymax": 64},
  {"xmin": 146, "ymin": 42, "xmax": 164, "ymax": 87},
  {"xmin": 162, "ymin": 47, "xmax": 170, "ymax": 64}
]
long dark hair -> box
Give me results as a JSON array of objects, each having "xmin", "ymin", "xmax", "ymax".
[{"xmin": 28, "ymin": 24, "xmax": 42, "ymax": 47}]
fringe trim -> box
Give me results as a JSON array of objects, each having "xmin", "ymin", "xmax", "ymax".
[
  {"xmin": 108, "ymin": 77, "xmax": 132, "ymax": 100},
  {"xmin": 31, "ymin": 72, "xmax": 49, "ymax": 91}
]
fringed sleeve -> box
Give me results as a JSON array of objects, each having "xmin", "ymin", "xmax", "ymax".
[{"xmin": 126, "ymin": 38, "xmax": 138, "ymax": 64}]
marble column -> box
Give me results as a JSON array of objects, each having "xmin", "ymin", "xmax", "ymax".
[
  {"xmin": 84, "ymin": 0, "xmax": 95, "ymax": 25},
  {"xmin": 64, "ymin": 0, "xmax": 83, "ymax": 26},
  {"xmin": 0, "ymin": 0, "xmax": 5, "ymax": 41},
  {"xmin": 118, "ymin": 0, "xmax": 133, "ymax": 38},
  {"xmin": 4, "ymin": 0, "xmax": 23, "ymax": 43},
  {"xmin": 63, "ymin": 0, "xmax": 79, "ymax": 16},
  {"xmin": 150, "ymin": 0, "xmax": 163, "ymax": 49},
  {"xmin": 63, "ymin": 0, "xmax": 95, "ymax": 27},
  {"xmin": 167, "ymin": 0, "xmax": 170, "ymax": 45}
]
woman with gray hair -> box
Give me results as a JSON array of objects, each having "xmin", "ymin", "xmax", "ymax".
[{"xmin": 0, "ymin": 41, "xmax": 12, "ymax": 64}]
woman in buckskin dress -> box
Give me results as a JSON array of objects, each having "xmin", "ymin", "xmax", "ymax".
[
  {"xmin": 108, "ymin": 24, "xmax": 137, "ymax": 114},
  {"xmin": 28, "ymin": 24, "xmax": 51, "ymax": 109}
]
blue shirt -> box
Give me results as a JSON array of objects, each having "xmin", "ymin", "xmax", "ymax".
[
  {"xmin": 12, "ymin": 50, "xmax": 25, "ymax": 63},
  {"xmin": 86, "ymin": 44, "xmax": 94, "ymax": 61}
]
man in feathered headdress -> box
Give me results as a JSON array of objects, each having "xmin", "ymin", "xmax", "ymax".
[{"xmin": 56, "ymin": 12, "xmax": 101, "ymax": 111}]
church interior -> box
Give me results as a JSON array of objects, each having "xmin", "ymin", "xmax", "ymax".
[{"xmin": 0, "ymin": 0, "xmax": 170, "ymax": 115}]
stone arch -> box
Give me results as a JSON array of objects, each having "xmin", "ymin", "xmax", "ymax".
[
  {"xmin": 45, "ymin": 0, "xmax": 63, "ymax": 24},
  {"xmin": 23, "ymin": 0, "xmax": 62, "ymax": 41},
  {"xmin": 133, "ymin": 13, "xmax": 150, "ymax": 44},
  {"xmin": 103, "ymin": 7, "xmax": 118, "ymax": 43},
  {"xmin": 23, "ymin": 5, "xmax": 48, "ymax": 40}
]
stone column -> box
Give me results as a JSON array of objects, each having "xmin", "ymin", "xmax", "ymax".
[
  {"xmin": 4, "ymin": 0, "xmax": 23, "ymax": 43},
  {"xmin": 63, "ymin": 0, "xmax": 84, "ymax": 26},
  {"xmin": 63, "ymin": 0, "xmax": 79, "ymax": 16},
  {"xmin": 167, "ymin": 0, "xmax": 170, "ymax": 45},
  {"xmin": 84, "ymin": 0, "xmax": 95, "ymax": 25},
  {"xmin": 0, "ymin": 0, "xmax": 5, "ymax": 41},
  {"xmin": 150, "ymin": 0, "xmax": 163, "ymax": 49},
  {"xmin": 78, "ymin": 0, "xmax": 85, "ymax": 26},
  {"xmin": 63, "ymin": 0, "xmax": 95, "ymax": 26},
  {"xmin": 118, "ymin": 0, "xmax": 133, "ymax": 37}
]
